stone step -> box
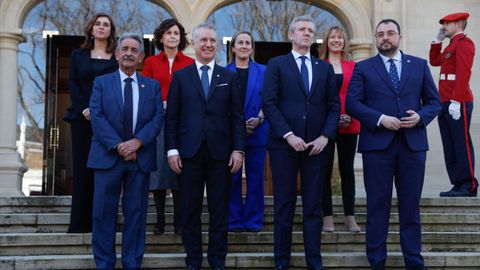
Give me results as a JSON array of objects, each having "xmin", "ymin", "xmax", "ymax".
[
  {"xmin": 1, "ymin": 232, "xmax": 479, "ymax": 256},
  {"xmin": 1, "ymin": 252, "xmax": 478, "ymax": 269},
  {"xmin": 2, "ymin": 212, "xmax": 479, "ymax": 233},
  {"xmin": 1, "ymin": 196, "xmax": 480, "ymax": 214}
]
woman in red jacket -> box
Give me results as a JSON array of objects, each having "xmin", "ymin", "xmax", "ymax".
[
  {"xmin": 319, "ymin": 26, "xmax": 361, "ymax": 232},
  {"xmin": 143, "ymin": 19, "xmax": 194, "ymax": 235}
]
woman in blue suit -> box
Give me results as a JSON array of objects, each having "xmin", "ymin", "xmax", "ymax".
[{"xmin": 225, "ymin": 31, "xmax": 268, "ymax": 232}]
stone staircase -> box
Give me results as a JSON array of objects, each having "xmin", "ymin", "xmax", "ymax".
[{"xmin": 0, "ymin": 196, "xmax": 479, "ymax": 269}]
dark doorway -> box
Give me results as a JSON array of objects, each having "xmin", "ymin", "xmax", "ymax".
[{"xmin": 42, "ymin": 35, "xmax": 155, "ymax": 195}]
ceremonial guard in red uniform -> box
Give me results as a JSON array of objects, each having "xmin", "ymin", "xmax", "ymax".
[{"xmin": 429, "ymin": 12, "xmax": 478, "ymax": 197}]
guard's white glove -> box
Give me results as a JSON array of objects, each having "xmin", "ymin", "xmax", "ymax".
[
  {"xmin": 448, "ymin": 100, "xmax": 461, "ymax": 120},
  {"xmin": 435, "ymin": 27, "xmax": 446, "ymax": 43}
]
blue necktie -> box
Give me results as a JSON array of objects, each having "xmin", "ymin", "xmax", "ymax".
[
  {"xmin": 300, "ymin": 56, "xmax": 309, "ymax": 92},
  {"xmin": 200, "ymin": 65, "xmax": 210, "ymax": 99},
  {"xmin": 123, "ymin": 77, "xmax": 133, "ymax": 140},
  {"xmin": 388, "ymin": 59, "xmax": 400, "ymax": 91}
]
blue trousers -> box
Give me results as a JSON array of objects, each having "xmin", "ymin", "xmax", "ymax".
[
  {"xmin": 438, "ymin": 101, "xmax": 477, "ymax": 190},
  {"xmin": 362, "ymin": 133, "xmax": 425, "ymax": 268},
  {"xmin": 228, "ymin": 146, "xmax": 266, "ymax": 230},
  {"xmin": 92, "ymin": 160, "xmax": 149, "ymax": 270}
]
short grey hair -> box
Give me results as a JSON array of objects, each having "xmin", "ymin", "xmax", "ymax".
[
  {"xmin": 191, "ymin": 23, "xmax": 216, "ymax": 42},
  {"xmin": 116, "ymin": 32, "xmax": 144, "ymax": 52},
  {"xmin": 288, "ymin": 15, "xmax": 315, "ymax": 33}
]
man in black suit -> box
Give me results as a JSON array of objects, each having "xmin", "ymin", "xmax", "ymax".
[
  {"xmin": 262, "ymin": 15, "xmax": 340, "ymax": 270},
  {"xmin": 165, "ymin": 23, "xmax": 245, "ymax": 270}
]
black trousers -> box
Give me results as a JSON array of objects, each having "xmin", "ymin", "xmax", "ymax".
[
  {"xmin": 322, "ymin": 133, "xmax": 358, "ymax": 216},
  {"xmin": 179, "ymin": 142, "xmax": 231, "ymax": 268},
  {"xmin": 438, "ymin": 101, "xmax": 478, "ymax": 190},
  {"xmin": 68, "ymin": 118, "xmax": 94, "ymax": 233}
]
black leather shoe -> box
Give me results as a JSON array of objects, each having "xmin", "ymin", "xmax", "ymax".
[
  {"xmin": 245, "ymin": 228, "xmax": 261, "ymax": 232},
  {"xmin": 229, "ymin": 228, "xmax": 244, "ymax": 233},
  {"xmin": 211, "ymin": 266, "xmax": 224, "ymax": 270},
  {"xmin": 275, "ymin": 266, "xmax": 288, "ymax": 270},
  {"xmin": 440, "ymin": 187, "xmax": 477, "ymax": 197}
]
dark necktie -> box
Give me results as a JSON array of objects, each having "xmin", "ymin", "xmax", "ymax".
[
  {"xmin": 388, "ymin": 59, "xmax": 400, "ymax": 91},
  {"xmin": 299, "ymin": 56, "xmax": 309, "ymax": 92},
  {"xmin": 123, "ymin": 77, "xmax": 133, "ymax": 140},
  {"xmin": 200, "ymin": 65, "xmax": 210, "ymax": 99}
]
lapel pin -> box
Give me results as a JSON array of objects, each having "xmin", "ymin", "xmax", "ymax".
[
  {"xmin": 407, "ymin": 60, "xmax": 411, "ymax": 63},
  {"xmin": 216, "ymin": 74, "xmax": 220, "ymax": 77},
  {"xmin": 141, "ymin": 84, "xmax": 145, "ymax": 88},
  {"xmin": 315, "ymin": 61, "xmax": 318, "ymax": 64}
]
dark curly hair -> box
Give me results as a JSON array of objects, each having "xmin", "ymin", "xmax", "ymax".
[
  {"xmin": 153, "ymin": 18, "xmax": 189, "ymax": 51},
  {"xmin": 81, "ymin": 12, "xmax": 116, "ymax": 53}
]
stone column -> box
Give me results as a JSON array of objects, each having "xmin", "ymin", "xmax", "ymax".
[
  {"xmin": 0, "ymin": 31, "xmax": 27, "ymax": 196},
  {"xmin": 350, "ymin": 41, "xmax": 373, "ymax": 62}
]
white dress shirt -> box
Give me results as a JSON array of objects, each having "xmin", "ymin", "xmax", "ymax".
[
  {"xmin": 379, "ymin": 50, "xmax": 402, "ymax": 79},
  {"xmin": 377, "ymin": 50, "xmax": 402, "ymax": 126},
  {"xmin": 195, "ymin": 59, "xmax": 215, "ymax": 83},
  {"xmin": 291, "ymin": 50, "xmax": 313, "ymax": 90},
  {"xmin": 119, "ymin": 69, "xmax": 139, "ymax": 134},
  {"xmin": 167, "ymin": 60, "xmax": 215, "ymax": 157}
]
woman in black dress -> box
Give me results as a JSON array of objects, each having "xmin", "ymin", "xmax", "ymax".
[{"xmin": 64, "ymin": 13, "xmax": 118, "ymax": 233}]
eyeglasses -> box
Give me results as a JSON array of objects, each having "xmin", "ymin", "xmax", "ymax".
[{"xmin": 375, "ymin": 31, "xmax": 399, "ymax": 38}]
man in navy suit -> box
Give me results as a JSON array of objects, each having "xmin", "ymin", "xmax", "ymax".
[
  {"xmin": 346, "ymin": 19, "xmax": 441, "ymax": 270},
  {"xmin": 88, "ymin": 33, "xmax": 163, "ymax": 270},
  {"xmin": 262, "ymin": 15, "xmax": 340, "ymax": 270},
  {"xmin": 165, "ymin": 23, "xmax": 245, "ymax": 270}
]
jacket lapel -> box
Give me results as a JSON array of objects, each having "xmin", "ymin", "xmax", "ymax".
[
  {"xmin": 113, "ymin": 71, "xmax": 124, "ymax": 115},
  {"xmin": 309, "ymin": 57, "xmax": 320, "ymax": 98},
  {"xmin": 286, "ymin": 53, "xmax": 308, "ymax": 97},
  {"xmin": 207, "ymin": 64, "xmax": 222, "ymax": 101},
  {"xmin": 245, "ymin": 61, "xmax": 258, "ymax": 110},
  {"xmin": 136, "ymin": 73, "xmax": 146, "ymax": 130},
  {"xmin": 372, "ymin": 54, "xmax": 397, "ymax": 94},
  {"xmin": 81, "ymin": 49, "xmax": 94, "ymax": 80},
  {"xmin": 187, "ymin": 64, "xmax": 206, "ymax": 102},
  {"xmin": 398, "ymin": 52, "xmax": 411, "ymax": 94}
]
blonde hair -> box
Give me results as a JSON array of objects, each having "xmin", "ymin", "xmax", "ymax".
[
  {"xmin": 318, "ymin": 26, "xmax": 349, "ymax": 60},
  {"xmin": 227, "ymin": 31, "xmax": 255, "ymax": 64}
]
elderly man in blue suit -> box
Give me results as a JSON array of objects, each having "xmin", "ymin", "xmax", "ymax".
[
  {"xmin": 262, "ymin": 15, "xmax": 340, "ymax": 270},
  {"xmin": 87, "ymin": 32, "xmax": 163, "ymax": 270},
  {"xmin": 346, "ymin": 19, "xmax": 441, "ymax": 270}
]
